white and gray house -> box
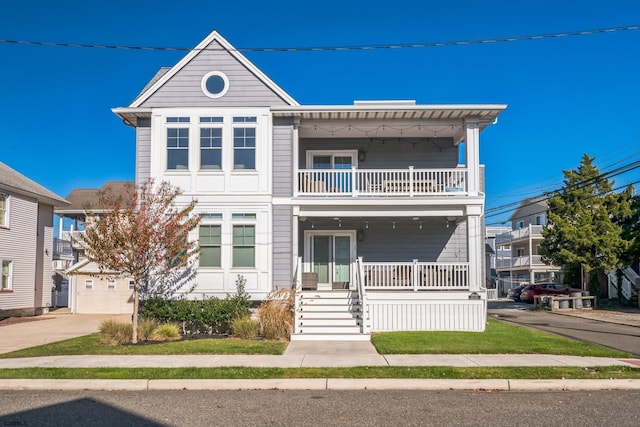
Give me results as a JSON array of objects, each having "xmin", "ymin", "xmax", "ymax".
[{"xmin": 112, "ymin": 30, "xmax": 506, "ymax": 339}]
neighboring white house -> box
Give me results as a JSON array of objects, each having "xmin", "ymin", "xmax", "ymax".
[
  {"xmin": 112, "ymin": 30, "xmax": 506, "ymax": 338},
  {"xmin": 495, "ymin": 198, "xmax": 562, "ymax": 294},
  {"xmin": 0, "ymin": 161, "xmax": 70, "ymax": 317}
]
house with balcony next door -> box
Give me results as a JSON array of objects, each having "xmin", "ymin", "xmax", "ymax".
[
  {"xmin": 495, "ymin": 198, "xmax": 563, "ymax": 294},
  {"xmin": 112, "ymin": 30, "xmax": 506, "ymax": 339}
]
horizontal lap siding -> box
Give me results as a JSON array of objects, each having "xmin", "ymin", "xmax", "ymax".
[
  {"xmin": 136, "ymin": 119, "xmax": 151, "ymax": 184},
  {"xmin": 0, "ymin": 192, "xmax": 37, "ymax": 310},
  {"xmin": 272, "ymin": 205, "xmax": 293, "ymax": 289},
  {"xmin": 140, "ymin": 40, "xmax": 291, "ymax": 108},
  {"xmin": 272, "ymin": 121, "xmax": 293, "ymax": 197}
]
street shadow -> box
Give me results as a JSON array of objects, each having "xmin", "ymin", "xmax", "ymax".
[{"xmin": 0, "ymin": 397, "xmax": 164, "ymax": 427}]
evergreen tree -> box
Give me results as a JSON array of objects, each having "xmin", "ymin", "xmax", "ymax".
[{"xmin": 540, "ymin": 154, "xmax": 633, "ymax": 292}]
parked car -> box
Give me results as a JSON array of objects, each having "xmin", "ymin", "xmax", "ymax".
[
  {"xmin": 519, "ymin": 283, "xmax": 582, "ymax": 303},
  {"xmin": 507, "ymin": 285, "xmax": 527, "ymax": 302}
]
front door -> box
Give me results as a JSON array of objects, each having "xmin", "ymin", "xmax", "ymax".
[{"xmin": 306, "ymin": 231, "xmax": 355, "ymax": 290}]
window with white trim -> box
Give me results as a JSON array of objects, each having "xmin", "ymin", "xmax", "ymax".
[
  {"xmin": 107, "ymin": 279, "xmax": 116, "ymax": 290},
  {"xmin": 535, "ymin": 214, "xmax": 546, "ymax": 226},
  {"xmin": 0, "ymin": 193, "xmax": 7, "ymax": 227},
  {"xmin": 232, "ymin": 222, "xmax": 255, "ymax": 268},
  {"xmin": 233, "ymin": 117, "xmax": 256, "ymax": 170},
  {"xmin": 167, "ymin": 117, "xmax": 190, "ymax": 170},
  {"xmin": 85, "ymin": 279, "xmax": 94, "ymax": 290},
  {"xmin": 200, "ymin": 127, "xmax": 223, "ymax": 170},
  {"xmin": 1, "ymin": 260, "xmax": 12, "ymax": 290},
  {"xmin": 128, "ymin": 280, "xmax": 135, "ymax": 290},
  {"xmin": 199, "ymin": 224, "xmax": 221, "ymax": 267},
  {"xmin": 516, "ymin": 220, "xmax": 524, "ymax": 230}
]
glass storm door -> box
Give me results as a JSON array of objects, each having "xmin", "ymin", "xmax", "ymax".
[{"xmin": 311, "ymin": 234, "xmax": 352, "ymax": 287}]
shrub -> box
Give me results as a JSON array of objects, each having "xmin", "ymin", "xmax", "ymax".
[
  {"xmin": 153, "ymin": 323, "xmax": 181, "ymax": 341},
  {"xmin": 257, "ymin": 289, "xmax": 294, "ymax": 340},
  {"xmin": 231, "ymin": 316, "xmax": 260, "ymax": 339},
  {"xmin": 227, "ymin": 275, "xmax": 252, "ymax": 319},
  {"xmin": 99, "ymin": 319, "xmax": 133, "ymax": 346},
  {"xmin": 137, "ymin": 318, "xmax": 158, "ymax": 342}
]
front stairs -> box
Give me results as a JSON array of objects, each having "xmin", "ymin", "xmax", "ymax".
[{"xmin": 290, "ymin": 290, "xmax": 370, "ymax": 341}]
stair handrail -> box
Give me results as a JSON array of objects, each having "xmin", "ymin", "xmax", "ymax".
[
  {"xmin": 356, "ymin": 257, "xmax": 370, "ymax": 334},
  {"xmin": 293, "ymin": 256, "xmax": 302, "ymax": 335}
]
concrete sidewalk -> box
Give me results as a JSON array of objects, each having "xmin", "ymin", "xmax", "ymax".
[{"xmin": 1, "ymin": 309, "xmax": 640, "ymax": 390}]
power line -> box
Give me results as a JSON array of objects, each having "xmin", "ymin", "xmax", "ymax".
[{"xmin": 1, "ymin": 24, "xmax": 639, "ymax": 52}]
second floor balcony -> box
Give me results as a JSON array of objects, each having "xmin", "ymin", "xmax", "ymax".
[
  {"xmin": 495, "ymin": 225, "xmax": 544, "ymax": 245},
  {"xmin": 296, "ymin": 167, "xmax": 467, "ymax": 197}
]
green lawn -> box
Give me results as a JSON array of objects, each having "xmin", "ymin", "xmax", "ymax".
[
  {"xmin": 0, "ymin": 366, "xmax": 639, "ymax": 380},
  {"xmin": 371, "ymin": 318, "xmax": 631, "ymax": 358},
  {"xmin": 0, "ymin": 318, "xmax": 630, "ymax": 360},
  {"xmin": 0, "ymin": 334, "xmax": 288, "ymax": 359}
]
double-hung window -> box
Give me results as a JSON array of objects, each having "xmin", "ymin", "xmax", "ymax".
[
  {"xmin": 167, "ymin": 117, "xmax": 190, "ymax": 170},
  {"xmin": 233, "ymin": 117, "xmax": 256, "ymax": 170},
  {"xmin": 1, "ymin": 260, "xmax": 12, "ymax": 290},
  {"xmin": 232, "ymin": 213, "xmax": 256, "ymax": 268},
  {"xmin": 199, "ymin": 224, "xmax": 222, "ymax": 267},
  {"xmin": 200, "ymin": 118, "xmax": 223, "ymax": 170},
  {"xmin": 85, "ymin": 279, "xmax": 94, "ymax": 290},
  {"xmin": 0, "ymin": 193, "xmax": 7, "ymax": 227}
]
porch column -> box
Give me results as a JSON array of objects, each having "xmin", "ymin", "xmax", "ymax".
[
  {"xmin": 292, "ymin": 119, "xmax": 300, "ymax": 196},
  {"xmin": 467, "ymin": 208, "xmax": 483, "ymax": 292},
  {"xmin": 464, "ymin": 118, "xmax": 480, "ymax": 197}
]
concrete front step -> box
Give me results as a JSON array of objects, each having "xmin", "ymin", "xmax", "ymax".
[
  {"xmin": 299, "ymin": 318, "xmax": 361, "ymax": 327},
  {"xmin": 290, "ymin": 333, "xmax": 371, "ymax": 341},
  {"xmin": 298, "ymin": 326, "xmax": 362, "ymax": 334}
]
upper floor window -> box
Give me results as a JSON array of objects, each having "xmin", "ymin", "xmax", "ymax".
[
  {"xmin": 516, "ymin": 220, "xmax": 524, "ymax": 230},
  {"xmin": 200, "ymin": 128, "xmax": 223, "ymax": 170},
  {"xmin": 0, "ymin": 193, "xmax": 7, "ymax": 227},
  {"xmin": 201, "ymin": 71, "xmax": 229, "ymax": 99},
  {"xmin": 85, "ymin": 279, "xmax": 94, "ymax": 290},
  {"xmin": 107, "ymin": 279, "xmax": 116, "ymax": 290},
  {"xmin": 535, "ymin": 214, "xmax": 546, "ymax": 226},
  {"xmin": 128, "ymin": 280, "xmax": 135, "ymax": 291},
  {"xmin": 1, "ymin": 260, "xmax": 12, "ymax": 290},
  {"xmin": 233, "ymin": 127, "xmax": 256, "ymax": 170},
  {"xmin": 167, "ymin": 128, "xmax": 189, "ymax": 170}
]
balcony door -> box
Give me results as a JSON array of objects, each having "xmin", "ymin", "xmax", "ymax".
[
  {"xmin": 306, "ymin": 150, "xmax": 357, "ymax": 192},
  {"xmin": 304, "ymin": 230, "xmax": 356, "ymax": 290}
]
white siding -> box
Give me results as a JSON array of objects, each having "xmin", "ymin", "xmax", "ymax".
[{"xmin": 136, "ymin": 119, "xmax": 151, "ymax": 184}]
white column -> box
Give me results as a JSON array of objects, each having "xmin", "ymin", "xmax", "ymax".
[
  {"xmin": 465, "ymin": 118, "xmax": 480, "ymax": 196},
  {"xmin": 467, "ymin": 211, "xmax": 483, "ymax": 292}
]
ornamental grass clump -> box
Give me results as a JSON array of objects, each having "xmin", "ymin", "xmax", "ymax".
[
  {"xmin": 137, "ymin": 318, "xmax": 158, "ymax": 342},
  {"xmin": 257, "ymin": 289, "xmax": 295, "ymax": 340},
  {"xmin": 231, "ymin": 316, "xmax": 260, "ymax": 339},
  {"xmin": 153, "ymin": 323, "xmax": 181, "ymax": 341},
  {"xmin": 99, "ymin": 319, "xmax": 133, "ymax": 346}
]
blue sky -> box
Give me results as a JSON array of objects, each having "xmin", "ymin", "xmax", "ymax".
[{"xmin": 1, "ymin": 1, "xmax": 639, "ymax": 225}]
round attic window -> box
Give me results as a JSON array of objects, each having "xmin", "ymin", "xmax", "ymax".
[{"xmin": 201, "ymin": 71, "xmax": 229, "ymax": 98}]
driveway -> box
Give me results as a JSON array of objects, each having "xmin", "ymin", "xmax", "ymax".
[
  {"xmin": 489, "ymin": 300, "xmax": 640, "ymax": 357},
  {"xmin": 0, "ymin": 311, "xmax": 130, "ymax": 354}
]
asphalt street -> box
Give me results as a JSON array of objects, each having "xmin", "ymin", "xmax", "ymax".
[
  {"xmin": 488, "ymin": 301, "xmax": 640, "ymax": 357},
  {"xmin": 1, "ymin": 390, "xmax": 639, "ymax": 427}
]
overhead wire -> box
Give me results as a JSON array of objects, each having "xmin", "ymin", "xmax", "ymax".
[{"xmin": 1, "ymin": 24, "xmax": 638, "ymax": 52}]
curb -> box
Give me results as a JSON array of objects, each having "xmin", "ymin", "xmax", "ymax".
[{"xmin": 2, "ymin": 378, "xmax": 640, "ymax": 391}]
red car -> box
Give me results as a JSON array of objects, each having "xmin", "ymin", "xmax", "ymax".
[{"xmin": 519, "ymin": 283, "xmax": 582, "ymax": 303}]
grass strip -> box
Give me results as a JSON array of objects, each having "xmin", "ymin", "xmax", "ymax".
[
  {"xmin": 371, "ymin": 318, "xmax": 632, "ymax": 358},
  {"xmin": 0, "ymin": 334, "xmax": 287, "ymax": 359},
  {"xmin": 0, "ymin": 366, "xmax": 638, "ymax": 380}
]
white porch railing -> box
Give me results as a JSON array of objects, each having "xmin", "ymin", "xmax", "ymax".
[
  {"xmin": 296, "ymin": 167, "xmax": 467, "ymax": 197},
  {"xmin": 53, "ymin": 237, "xmax": 74, "ymax": 260},
  {"xmin": 496, "ymin": 255, "xmax": 547, "ymax": 269},
  {"xmin": 362, "ymin": 260, "xmax": 469, "ymax": 290},
  {"xmin": 355, "ymin": 257, "xmax": 370, "ymax": 334},
  {"xmin": 293, "ymin": 256, "xmax": 302, "ymax": 335}
]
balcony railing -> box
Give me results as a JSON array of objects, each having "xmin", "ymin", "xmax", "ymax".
[
  {"xmin": 496, "ymin": 255, "xmax": 548, "ymax": 269},
  {"xmin": 296, "ymin": 167, "xmax": 467, "ymax": 197},
  {"xmin": 59, "ymin": 230, "xmax": 85, "ymax": 250},
  {"xmin": 53, "ymin": 237, "xmax": 74, "ymax": 260},
  {"xmin": 495, "ymin": 225, "xmax": 544, "ymax": 245},
  {"xmin": 362, "ymin": 261, "xmax": 469, "ymax": 290}
]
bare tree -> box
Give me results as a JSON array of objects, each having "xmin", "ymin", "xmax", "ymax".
[{"xmin": 82, "ymin": 180, "xmax": 200, "ymax": 343}]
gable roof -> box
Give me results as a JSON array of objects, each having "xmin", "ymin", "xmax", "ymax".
[
  {"xmin": 0, "ymin": 161, "xmax": 69, "ymax": 207},
  {"xmin": 129, "ymin": 30, "xmax": 298, "ymax": 108},
  {"xmin": 55, "ymin": 181, "xmax": 135, "ymax": 215},
  {"xmin": 509, "ymin": 197, "xmax": 548, "ymax": 222}
]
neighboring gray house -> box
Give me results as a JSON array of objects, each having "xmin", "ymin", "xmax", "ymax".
[
  {"xmin": 495, "ymin": 198, "xmax": 562, "ymax": 293},
  {"xmin": 112, "ymin": 30, "xmax": 506, "ymax": 339},
  {"xmin": 0, "ymin": 161, "xmax": 70, "ymax": 317}
]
